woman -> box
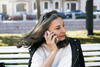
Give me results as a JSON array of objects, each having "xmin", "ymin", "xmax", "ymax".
[{"xmin": 17, "ymin": 11, "xmax": 85, "ymax": 67}]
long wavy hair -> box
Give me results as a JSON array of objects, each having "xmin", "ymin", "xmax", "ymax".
[{"xmin": 16, "ymin": 11, "xmax": 69, "ymax": 49}]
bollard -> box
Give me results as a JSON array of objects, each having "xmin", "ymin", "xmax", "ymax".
[
  {"xmin": 23, "ymin": 14, "xmax": 26, "ymax": 21},
  {"xmin": 72, "ymin": 13, "xmax": 76, "ymax": 19},
  {"xmin": 96, "ymin": 14, "xmax": 99, "ymax": 20}
]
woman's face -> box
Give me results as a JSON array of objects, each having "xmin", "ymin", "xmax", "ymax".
[{"xmin": 48, "ymin": 17, "xmax": 66, "ymax": 41}]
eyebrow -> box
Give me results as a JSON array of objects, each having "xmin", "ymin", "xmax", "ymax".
[
  {"xmin": 55, "ymin": 25, "xmax": 60, "ymax": 27},
  {"xmin": 56, "ymin": 23, "xmax": 64, "ymax": 27}
]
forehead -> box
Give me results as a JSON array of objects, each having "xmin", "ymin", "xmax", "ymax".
[{"xmin": 49, "ymin": 17, "xmax": 64, "ymax": 27}]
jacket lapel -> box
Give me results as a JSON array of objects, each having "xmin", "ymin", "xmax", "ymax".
[{"xmin": 69, "ymin": 39, "xmax": 79, "ymax": 67}]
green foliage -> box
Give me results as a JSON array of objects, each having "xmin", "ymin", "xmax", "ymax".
[
  {"xmin": 66, "ymin": 30, "xmax": 100, "ymax": 44},
  {"xmin": 0, "ymin": 34, "xmax": 21, "ymax": 46},
  {"xmin": 0, "ymin": 30, "xmax": 100, "ymax": 46}
]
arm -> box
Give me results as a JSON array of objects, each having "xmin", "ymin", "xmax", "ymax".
[
  {"xmin": 42, "ymin": 31, "xmax": 58, "ymax": 67},
  {"xmin": 31, "ymin": 47, "xmax": 58, "ymax": 67},
  {"xmin": 31, "ymin": 31, "xmax": 58, "ymax": 67},
  {"xmin": 41, "ymin": 50, "xmax": 57, "ymax": 67}
]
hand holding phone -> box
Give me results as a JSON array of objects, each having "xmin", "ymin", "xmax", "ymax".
[{"xmin": 44, "ymin": 30, "xmax": 59, "ymax": 51}]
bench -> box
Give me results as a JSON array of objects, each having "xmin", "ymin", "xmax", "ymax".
[
  {"xmin": 0, "ymin": 44, "xmax": 100, "ymax": 67},
  {"xmin": 0, "ymin": 46, "xmax": 29, "ymax": 67},
  {"xmin": 82, "ymin": 44, "xmax": 100, "ymax": 67}
]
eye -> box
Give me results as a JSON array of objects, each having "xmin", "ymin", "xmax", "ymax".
[{"xmin": 55, "ymin": 27, "xmax": 60, "ymax": 30}]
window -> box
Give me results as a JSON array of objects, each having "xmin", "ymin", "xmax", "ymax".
[
  {"xmin": 16, "ymin": 3, "xmax": 27, "ymax": 12},
  {"xmin": 2, "ymin": 4, "xmax": 7, "ymax": 14},
  {"xmin": 34, "ymin": 3, "xmax": 36, "ymax": 10},
  {"xmin": 67, "ymin": 3, "xmax": 69, "ymax": 9},
  {"xmin": 55, "ymin": 2, "xmax": 59, "ymax": 9},
  {"xmin": 71, "ymin": 3, "xmax": 76, "ymax": 11},
  {"xmin": 44, "ymin": 2, "xmax": 48, "ymax": 9}
]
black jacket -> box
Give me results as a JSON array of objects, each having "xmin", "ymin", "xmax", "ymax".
[
  {"xmin": 69, "ymin": 38, "xmax": 85, "ymax": 67},
  {"xmin": 28, "ymin": 38, "xmax": 85, "ymax": 67}
]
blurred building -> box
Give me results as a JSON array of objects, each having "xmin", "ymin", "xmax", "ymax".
[
  {"xmin": 40, "ymin": 0, "xmax": 81, "ymax": 14},
  {"xmin": 0, "ymin": 0, "xmax": 100, "ymax": 16},
  {"xmin": 0, "ymin": 0, "xmax": 35, "ymax": 16}
]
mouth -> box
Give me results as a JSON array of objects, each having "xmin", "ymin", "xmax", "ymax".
[
  {"xmin": 58, "ymin": 36, "xmax": 65, "ymax": 41},
  {"xmin": 59, "ymin": 35, "xmax": 65, "ymax": 38}
]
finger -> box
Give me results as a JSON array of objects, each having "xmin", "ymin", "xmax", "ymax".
[
  {"xmin": 46, "ymin": 31, "xmax": 54, "ymax": 39},
  {"xmin": 46, "ymin": 31, "xmax": 50, "ymax": 35},
  {"xmin": 44, "ymin": 31, "xmax": 52, "ymax": 41},
  {"xmin": 47, "ymin": 32, "xmax": 54, "ymax": 39},
  {"xmin": 52, "ymin": 35, "xmax": 57, "ymax": 43}
]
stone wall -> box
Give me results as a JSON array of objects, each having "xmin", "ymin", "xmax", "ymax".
[{"xmin": 0, "ymin": 19, "xmax": 100, "ymax": 33}]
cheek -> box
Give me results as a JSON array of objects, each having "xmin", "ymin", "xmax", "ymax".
[
  {"xmin": 54, "ymin": 31, "xmax": 65, "ymax": 41},
  {"xmin": 53, "ymin": 31, "xmax": 60, "ymax": 37}
]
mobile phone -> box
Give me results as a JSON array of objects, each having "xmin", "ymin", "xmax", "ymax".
[
  {"xmin": 47, "ymin": 30, "xmax": 59, "ymax": 44},
  {"xmin": 55, "ymin": 37, "xmax": 58, "ymax": 44}
]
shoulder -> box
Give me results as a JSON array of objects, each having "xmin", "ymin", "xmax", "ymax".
[
  {"xmin": 33, "ymin": 46, "xmax": 44, "ymax": 55},
  {"xmin": 32, "ymin": 45, "xmax": 47, "ymax": 59},
  {"xmin": 68, "ymin": 37, "xmax": 80, "ymax": 43},
  {"xmin": 68, "ymin": 37, "xmax": 81, "ymax": 47}
]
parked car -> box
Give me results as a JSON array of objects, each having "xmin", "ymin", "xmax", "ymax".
[
  {"xmin": 8, "ymin": 13, "xmax": 36, "ymax": 20},
  {"xmin": 57, "ymin": 12, "xmax": 66, "ymax": 19},
  {"xmin": 93, "ymin": 10, "xmax": 100, "ymax": 15},
  {"xmin": 71, "ymin": 10, "xmax": 86, "ymax": 19},
  {"xmin": 8, "ymin": 14, "xmax": 23, "ymax": 20},
  {"xmin": 65, "ymin": 11, "xmax": 72, "ymax": 19},
  {"xmin": 93, "ymin": 10, "xmax": 100, "ymax": 19},
  {"xmin": 0, "ymin": 13, "xmax": 9, "ymax": 20},
  {"xmin": 26, "ymin": 14, "xmax": 36, "ymax": 20}
]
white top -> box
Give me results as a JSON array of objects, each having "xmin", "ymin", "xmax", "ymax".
[{"xmin": 31, "ymin": 44, "xmax": 72, "ymax": 67}]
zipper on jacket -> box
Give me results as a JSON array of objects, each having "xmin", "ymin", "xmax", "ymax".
[{"xmin": 72, "ymin": 48, "xmax": 79, "ymax": 67}]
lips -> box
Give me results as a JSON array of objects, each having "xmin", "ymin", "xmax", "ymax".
[
  {"xmin": 58, "ymin": 35, "xmax": 65, "ymax": 41},
  {"xmin": 59, "ymin": 35, "xmax": 65, "ymax": 38}
]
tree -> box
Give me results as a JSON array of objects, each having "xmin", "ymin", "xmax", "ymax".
[
  {"xmin": 36, "ymin": 0, "xmax": 40, "ymax": 20},
  {"xmin": 86, "ymin": 0, "xmax": 94, "ymax": 35}
]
